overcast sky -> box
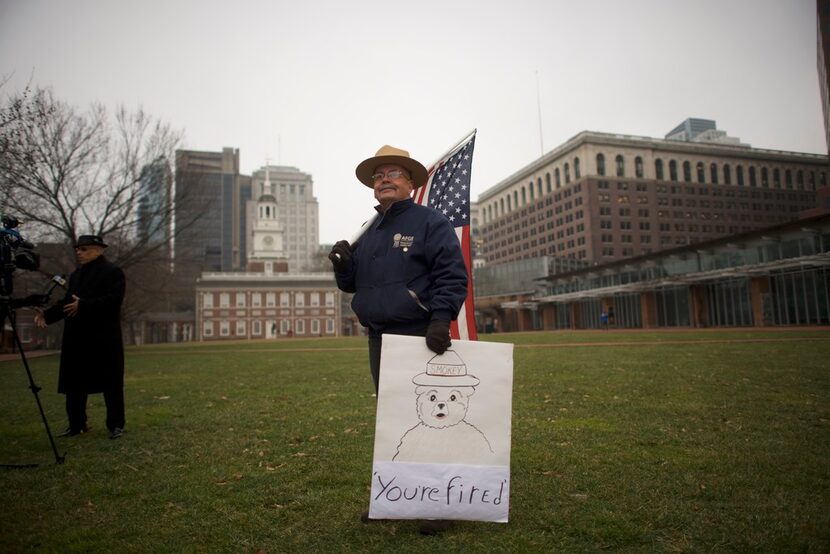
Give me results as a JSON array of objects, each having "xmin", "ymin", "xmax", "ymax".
[{"xmin": 1, "ymin": 0, "xmax": 825, "ymax": 243}]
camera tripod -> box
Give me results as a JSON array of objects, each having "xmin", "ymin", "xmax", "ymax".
[{"xmin": 0, "ymin": 300, "xmax": 65, "ymax": 466}]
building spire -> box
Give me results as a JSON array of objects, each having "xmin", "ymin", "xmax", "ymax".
[{"xmin": 264, "ymin": 156, "xmax": 271, "ymax": 196}]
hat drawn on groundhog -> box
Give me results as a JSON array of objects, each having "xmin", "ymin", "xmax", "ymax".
[{"xmin": 412, "ymin": 350, "xmax": 480, "ymax": 387}]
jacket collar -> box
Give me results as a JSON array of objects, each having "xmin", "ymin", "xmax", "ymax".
[
  {"xmin": 80, "ymin": 255, "xmax": 107, "ymax": 270},
  {"xmin": 374, "ymin": 197, "xmax": 414, "ymax": 216}
]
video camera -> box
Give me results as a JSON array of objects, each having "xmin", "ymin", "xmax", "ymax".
[{"xmin": 1, "ymin": 214, "xmax": 45, "ymax": 305}]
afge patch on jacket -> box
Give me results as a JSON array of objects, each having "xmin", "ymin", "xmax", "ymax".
[{"xmin": 392, "ymin": 233, "xmax": 415, "ymax": 250}]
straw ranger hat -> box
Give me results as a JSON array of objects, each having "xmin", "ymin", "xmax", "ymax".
[{"xmin": 355, "ymin": 145, "xmax": 429, "ymax": 189}]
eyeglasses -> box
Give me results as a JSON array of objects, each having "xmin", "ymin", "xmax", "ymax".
[{"xmin": 371, "ymin": 170, "xmax": 408, "ymax": 182}]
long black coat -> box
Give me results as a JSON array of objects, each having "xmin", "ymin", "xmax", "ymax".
[{"xmin": 44, "ymin": 255, "xmax": 125, "ymax": 394}]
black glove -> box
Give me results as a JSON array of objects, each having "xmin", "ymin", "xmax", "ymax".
[
  {"xmin": 328, "ymin": 240, "xmax": 353, "ymax": 272},
  {"xmin": 425, "ymin": 319, "xmax": 451, "ymax": 354}
]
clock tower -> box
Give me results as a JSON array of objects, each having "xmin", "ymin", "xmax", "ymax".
[{"xmin": 248, "ymin": 163, "xmax": 288, "ymax": 274}]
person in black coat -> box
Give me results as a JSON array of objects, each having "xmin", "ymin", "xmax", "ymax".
[{"xmin": 35, "ymin": 235, "xmax": 126, "ymax": 439}]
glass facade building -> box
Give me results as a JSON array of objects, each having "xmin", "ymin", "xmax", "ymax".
[{"xmin": 491, "ymin": 214, "xmax": 830, "ymax": 331}]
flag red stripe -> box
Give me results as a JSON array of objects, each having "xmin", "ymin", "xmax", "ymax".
[{"xmin": 413, "ymin": 139, "xmax": 477, "ymax": 341}]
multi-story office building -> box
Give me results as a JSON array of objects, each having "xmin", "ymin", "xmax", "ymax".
[
  {"xmin": 476, "ymin": 123, "xmax": 828, "ymax": 266},
  {"xmin": 246, "ymin": 165, "xmax": 319, "ymax": 274},
  {"xmin": 173, "ymin": 148, "xmax": 251, "ymax": 307},
  {"xmin": 136, "ymin": 156, "xmax": 173, "ymax": 252}
]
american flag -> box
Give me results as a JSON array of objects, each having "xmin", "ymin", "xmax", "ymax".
[{"xmin": 413, "ymin": 130, "xmax": 477, "ymax": 341}]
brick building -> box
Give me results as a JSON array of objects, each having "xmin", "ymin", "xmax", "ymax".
[
  {"xmin": 195, "ymin": 273, "xmax": 341, "ymax": 341},
  {"xmin": 476, "ymin": 126, "xmax": 828, "ymax": 265}
]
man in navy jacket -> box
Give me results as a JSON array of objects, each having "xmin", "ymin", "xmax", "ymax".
[{"xmin": 329, "ymin": 145, "xmax": 468, "ymax": 394}]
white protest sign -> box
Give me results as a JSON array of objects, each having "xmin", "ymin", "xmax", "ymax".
[{"xmin": 369, "ymin": 334, "xmax": 514, "ymax": 522}]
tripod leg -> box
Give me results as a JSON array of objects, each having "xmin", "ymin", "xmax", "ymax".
[{"xmin": 8, "ymin": 309, "xmax": 65, "ymax": 465}]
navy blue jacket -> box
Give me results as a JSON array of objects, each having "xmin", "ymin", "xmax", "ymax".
[{"xmin": 334, "ymin": 198, "xmax": 468, "ymax": 335}]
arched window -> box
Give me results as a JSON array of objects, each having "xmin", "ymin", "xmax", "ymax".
[
  {"xmin": 821, "ymin": 172, "xmax": 827, "ymax": 188},
  {"xmin": 683, "ymin": 161, "xmax": 691, "ymax": 182},
  {"xmin": 749, "ymin": 166, "xmax": 757, "ymax": 187},
  {"xmin": 564, "ymin": 162, "xmax": 571, "ymax": 184},
  {"xmin": 537, "ymin": 177, "xmax": 543, "ymax": 197},
  {"xmin": 710, "ymin": 163, "xmax": 718, "ymax": 184},
  {"xmin": 696, "ymin": 162, "xmax": 705, "ymax": 183},
  {"xmin": 616, "ymin": 155, "xmax": 625, "ymax": 177},
  {"xmin": 635, "ymin": 156, "xmax": 643, "ymax": 178},
  {"xmin": 507, "ymin": 195, "xmax": 512, "ymax": 211},
  {"xmin": 785, "ymin": 169, "xmax": 793, "ymax": 188},
  {"xmin": 809, "ymin": 171, "xmax": 816, "ymax": 190},
  {"xmin": 574, "ymin": 157, "xmax": 581, "ymax": 179},
  {"xmin": 761, "ymin": 167, "xmax": 768, "ymax": 188},
  {"xmin": 669, "ymin": 160, "xmax": 678, "ymax": 181},
  {"xmin": 528, "ymin": 183, "xmax": 533, "ymax": 201},
  {"xmin": 545, "ymin": 172, "xmax": 551, "ymax": 193},
  {"xmin": 797, "ymin": 170, "xmax": 804, "ymax": 188},
  {"xmin": 737, "ymin": 165, "xmax": 744, "ymax": 186},
  {"xmin": 724, "ymin": 164, "xmax": 731, "ymax": 185},
  {"xmin": 773, "ymin": 168, "xmax": 780, "ymax": 188},
  {"xmin": 487, "ymin": 205, "xmax": 492, "ymax": 222},
  {"xmin": 555, "ymin": 168, "xmax": 561, "ymax": 187},
  {"xmin": 513, "ymin": 190, "xmax": 519, "ymax": 208},
  {"xmin": 655, "ymin": 159, "xmax": 664, "ymax": 180},
  {"xmin": 500, "ymin": 198, "xmax": 505, "ymax": 215},
  {"xmin": 596, "ymin": 153, "xmax": 605, "ymax": 176}
]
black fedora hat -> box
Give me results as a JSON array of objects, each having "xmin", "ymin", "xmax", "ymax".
[{"xmin": 75, "ymin": 235, "xmax": 108, "ymax": 248}]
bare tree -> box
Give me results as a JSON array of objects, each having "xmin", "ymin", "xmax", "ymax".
[
  {"xmin": 0, "ymin": 87, "xmax": 182, "ymax": 267},
  {"xmin": 0, "ymin": 86, "xmax": 209, "ymax": 344}
]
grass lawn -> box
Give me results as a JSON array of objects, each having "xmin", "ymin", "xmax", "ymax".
[{"xmin": 0, "ymin": 329, "xmax": 828, "ymax": 553}]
